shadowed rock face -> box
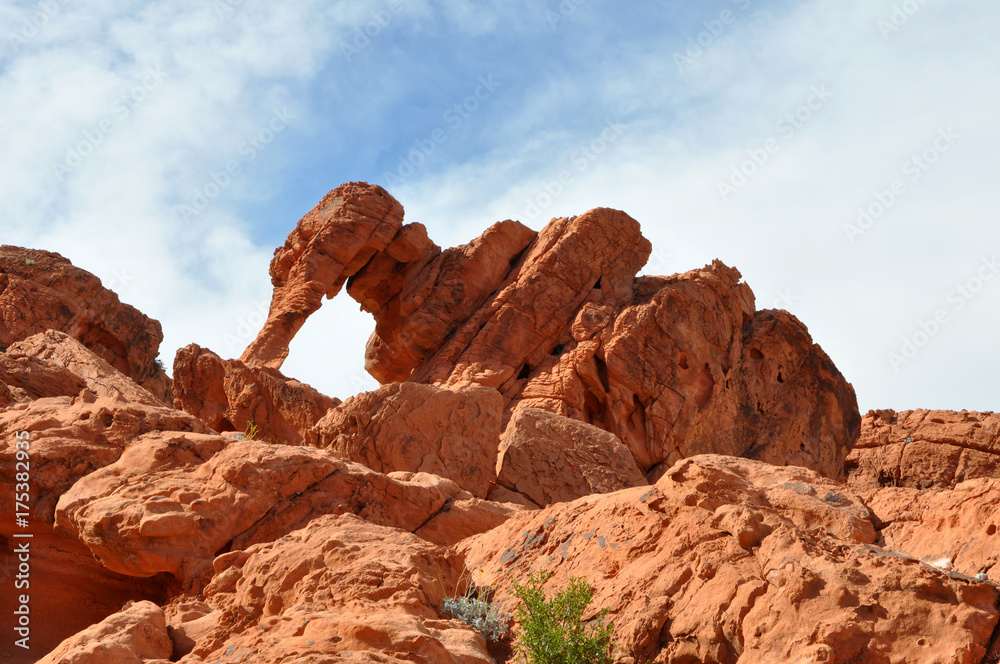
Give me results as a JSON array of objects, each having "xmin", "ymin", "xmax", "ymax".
[{"xmin": 242, "ymin": 182, "xmax": 861, "ymax": 480}]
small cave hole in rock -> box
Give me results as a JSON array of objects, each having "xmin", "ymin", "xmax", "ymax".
[
  {"xmin": 678, "ymin": 353, "xmax": 689, "ymax": 370},
  {"xmin": 517, "ymin": 365, "xmax": 531, "ymax": 380},
  {"xmin": 777, "ymin": 372, "xmax": 784, "ymax": 383},
  {"xmin": 218, "ymin": 417, "xmax": 236, "ymax": 432},
  {"xmin": 552, "ymin": 343, "xmax": 565, "ymax": 356},
  {"xmin": 988, "ymin": 524, "xmax": 997, "ymax": 536},
  {"xmin": 593, "ymin": 276, "xmax": 602, "ymax": 289},
  {"xmin": 750, "ymin": 348, "xmax": 764, "ymax": 360}
]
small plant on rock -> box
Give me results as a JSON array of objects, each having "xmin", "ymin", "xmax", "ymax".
[
  {"xmin": 244, "ymin": 420, "xmax": 262, "ymax": 441},
  {"xmin": 511, "ymin": 571, "xmax": 614, "ymax": 664},
  {"xmin": 442, "ymin": 572, "xmax": 511, "ymax": 643}
]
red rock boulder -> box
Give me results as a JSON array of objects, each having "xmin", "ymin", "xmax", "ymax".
[
  {"xmin": 495, "ymin": 407, "xmax": 646, "ymax": 507},
  {"xmin": 188, "ymin": 514, "xmax": 493, "ymax": 663},
  {"xmin": 171, "ymin": 343, "xmax": 340, "ymax": 444},
  {"xmin": 0, "ymin": 245, "xmax": 169, "ymax": 398},
  {"xmin": 308, "ymin": 382, "xmax": 503, "ymax": 498}
]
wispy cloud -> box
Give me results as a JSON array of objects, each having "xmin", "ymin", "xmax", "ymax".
[{"xmin": 2, "ymin": 0, "xmax": 999, "ymax": 411}]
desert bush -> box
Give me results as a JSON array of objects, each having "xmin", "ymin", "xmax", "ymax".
[{"xmin": 511, "ymin": 571, "xmax": 614, "ymax": 664}]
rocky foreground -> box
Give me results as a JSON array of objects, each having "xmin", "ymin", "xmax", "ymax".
[{"xmin": 1, "ymin": 182, "xmax": 998, "ymax": 663}]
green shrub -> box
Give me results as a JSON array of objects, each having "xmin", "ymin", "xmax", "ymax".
[{"xmin": 511, "ymin": 571, "xmax": 614, "ymax": 664}]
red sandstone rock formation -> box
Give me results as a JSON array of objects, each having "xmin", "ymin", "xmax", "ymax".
[
  {"xmin": 36, "ymin": 601, "xmax": 174, "ymax": 664},
  {"xmin": 847, "ymin": 408, "xmax": 1000, "ymax": 490},
  {"xmin": 183, "ymin": 514, "xmax": 493, "ymax": 663},
  {"xmin": 242, "ymin": 183, "xmax": 860, "ymax": 480},
  {"xmin": 239, "ymin": 182, "xmax": 405, "ymax": 369},
  {"xmin": 864, "ymin": 480, "xmax": 1000, "ymax": 582},
  {"xmin": 55, "ymin": 431, "xmax": 520, "ymax": 581},
  {"xmin": 171, "ymin": 343, "xmax": 339, "ymax": 444},
  {"xmin": 460, "ymin": 455, "xmax": 1000, "ymax": 663},
  {"xmin": 12, "ymin": 184, "xmax": 1000, "ymax": 664},
  {"xmin": 0, "ymin": 336, "xmax": 202, "ymax": 660},
  {"xmin": 494, "ymin": 407, "xmax": 647, "ymax": 507},
  {"xmin": 308, "ymin": 382, "xmax": 503, "ymax": 498},
  {"xmin": 0, "ymin": 245, "xmax": 170, "ymax": 399}
]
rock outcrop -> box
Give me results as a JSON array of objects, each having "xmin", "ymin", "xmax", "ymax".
[
  {"xmin": 54, "ymin": 432, "xmax": 518, "ymax": 580},
  {"xmin": 495, "ymin": 407, "xmax": 647, "ymax": 507},
  {"xmin": 864, "ymin": 480, "xmax": 1000, "ymax": 582},
  {"xmin": 239, "ymin": 182, "xmax": 405, "ymax": 370},
  {"xmin": 185, "ymin": 514, "xmax": 493, "ymax": 663},
  {"xmin": 171, "ymin": 343, "xmax": 340, "ymax": 444},
  {"xmin": 37, "ymin": 601, "xmax": 173, "ymax": 664},
  {"xmin": 0, "ymin": 245, "xmax": 169, "ymax": 399},
  {"xmin": 461, "ymin": 454, "xmax": 1000, "ymax": 664},
  {"xmin": 309, "ymin": 382, "xmax": 503, "ymax": 498},
  {"xmin": 847, "ymin": 408, "xmax": 1000, "ymax": 490},
  {"xmin": 18, "ymin": 182, "xmax": 989, "ymax": 664},
  {"xmin": 241, "ymin": 183, "xmax": 861, "ymax": 480}
]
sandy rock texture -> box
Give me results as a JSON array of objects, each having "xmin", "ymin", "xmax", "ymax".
[
  {"xmin": 847, "ymin": 408, "xmax": 1000, "ymax": 489},
  {"xmin": 172, "ymin": 343, "xmax": 340, "ymax": 444},
  {"xmin": 461, "ymin": 455, "xmax": 1000, "ymax": 664},
  {"xmin": 309, "ymin": 382, "xmax": 503, "ymax": 498}
]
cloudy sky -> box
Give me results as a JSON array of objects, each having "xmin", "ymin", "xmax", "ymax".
[{"xmin": 2, "ymin": 0, "xmax": 998, "ymax": 412}]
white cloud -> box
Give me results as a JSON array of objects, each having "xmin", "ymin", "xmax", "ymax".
[
  {"xmin": 3, "ymin": 0, "xmax": 999, "ymax": 414},
  {"xmin": 396, "ymin": 0, "xmax": 1000, "ymax": 411}
]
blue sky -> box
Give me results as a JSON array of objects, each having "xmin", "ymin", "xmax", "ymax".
[{"xmin": 2, "ymin": 0, "xmax": 999, "ymax": 412}]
